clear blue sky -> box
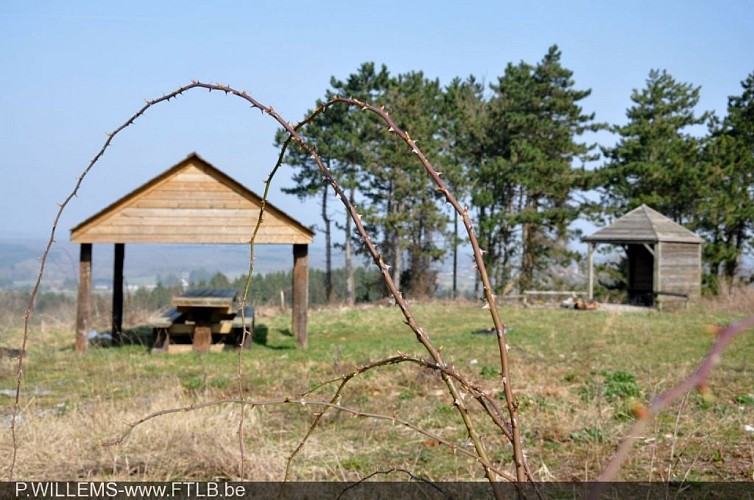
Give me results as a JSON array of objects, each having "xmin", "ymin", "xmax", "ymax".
[{"xmin": 1, "ymin": 0, "xmax": 752, "ymax": 242}]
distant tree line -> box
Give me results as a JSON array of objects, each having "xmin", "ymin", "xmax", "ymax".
[
  {"xmin": 121, "ymin": 267, "xmax": 385, "ymax": 313},
  {"xmin": 276, "ymin": 46, "xmax": 754, "ymax": 297}
]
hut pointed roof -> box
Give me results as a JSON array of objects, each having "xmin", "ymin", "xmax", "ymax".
[
  {"xmin": 70, "ymin": 152, "xmax": 314, "ymax": 245},
  {"xmin": 584, "ymin": 204, "xmax": 703, "ymax": 244}
]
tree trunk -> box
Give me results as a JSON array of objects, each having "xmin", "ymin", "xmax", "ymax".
[
  {"xmin": 345, "ymin": 185, "xmax": 355, "ymax": 306},
  {"xmin": 322, "ymin": 182, "xmax": 332, "ymax": 303},
  {"xmin": 452, "ymin": 209, "xmax": 458, "ymax": 300}
]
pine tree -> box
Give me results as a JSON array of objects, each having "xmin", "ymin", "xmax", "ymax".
[
  {"xmin": 361, "ymin": 71, "xmax": 449, "ymax": 298},
  {"xmin": 597, "ymin": 69, "xmax": 710, "ymax": 223},
  {"xmin": 474, "ymin": 45, "xmax": 598, "ymax": 293},
  {"xmin": 442, "ymin": 76, "xmax": 486, "ymax": 298},
  {"xmin": 697, "ymin": 71, "xmax": 754, "ymax": 283},
  {"xmin": 275, "ymin": 63, "xmax": 390, "ymax": 304}
]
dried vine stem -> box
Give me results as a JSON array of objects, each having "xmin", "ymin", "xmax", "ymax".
[
  {"xmin": 590, "ymin": 314, "xmax": 754, "ymax": 498},
  {"xmin": 12, "ymin": 81, "xmax": 524, "ymax": 495},
  {"xmin": 284, "ymin": 354, "xmax": 514, "ymax": 482},
  {"xmin": 100, "ymin": 396, "xmax": 515, "ymax": 482},
  {"xmin": 8, "ymin": 81, "xmax": 159, "ymax": 480},
  {"xmin": 235, "ymin": 129, "xmax": 295, "ymax": 478},
  {"xmin": 335, "ymin": 467, "xmax": 448, "ymax": 499},
  {"xmin": 325, "ymin": 95, "xmax": 527, "ymax": 482}
]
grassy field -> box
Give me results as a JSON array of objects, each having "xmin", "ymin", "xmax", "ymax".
[{"xmin": 1, "ymin": 295, "xmax": 753, "ymax": 483}]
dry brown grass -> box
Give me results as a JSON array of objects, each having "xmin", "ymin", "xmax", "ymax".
[{"xmin": 700, "ymin": 284, "xmax": 754, "ymax": 315}]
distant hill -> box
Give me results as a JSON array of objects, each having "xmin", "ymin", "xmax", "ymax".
[
  {"xmin": 0, "ymin": 237, "xmax": 483, "ymax": 294},
  {"xmin": 0, "ymin": 238, "xmax": 344, "ymax": 290}
]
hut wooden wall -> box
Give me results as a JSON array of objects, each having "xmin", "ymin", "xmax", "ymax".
[{"xmin": 658, "ymin": 242, "xmax": 702, "ymax": 308}]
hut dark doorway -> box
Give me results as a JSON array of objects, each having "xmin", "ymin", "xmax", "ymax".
[{"xmin": 627, "ymin": 244, "xmax": 654, "ymax": 306}]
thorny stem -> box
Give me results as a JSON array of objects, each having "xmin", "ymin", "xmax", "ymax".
[
  {"xmin": 335, "ymin": 467, "xmax": 447, "ymax": 499},
  {"xmin": 9, "ymin": 83, "xmax": 173, "ymax": 481},
  {"xmin": 101, "ymin": 396, "xmax": 516, "ymax": 482},
  {"xmin": 235, "ymin": 130, "xmax": 293, "ymax": 478},
  {"xmin": 10, "ymin": 80, "xmax": 522, "ymax": 496},
  {"xmin": 327, "ymin": 95, "xmax": 528, "ymax": 483},
  {"xmin": 11, "ymin": 81, "xmax": 520, "ymax": 494},
  {"xmin": 590, "ymin": 314, "xmax": 754, "ymax": 499},
  {"xmin": 285, "ymin": 354, "xmax": 514, "ymax": 482},
  {"xmin": 303, "ymin": 354, "xmax": 513, "ymax": 441}
]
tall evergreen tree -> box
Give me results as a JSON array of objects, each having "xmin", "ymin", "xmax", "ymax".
[
  {"xmin": 442, "ymin": 76, "xmax": 486, "ymax": 298},
  {"xmin": 361, "ymin": 71, "xmax": 449, "ymax": 298},
  {"xmin": 275, "ymin": 63, "xmax": 390, "ymax": 304},
  {"xmin": 597, "ymin": 69, "xmax": 710, "ymax": 223},
  {"xmin": 474, "ymin": 45, "xmax": 598, "ymax": 293},
  {"xmin": 697, "ymin": 71, "xmax": 754, "ymax": 283}
]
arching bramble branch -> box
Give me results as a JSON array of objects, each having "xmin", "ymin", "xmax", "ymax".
[{"xmin": 11, "ymin": 81, "xmax": 523, "ymax": 497}]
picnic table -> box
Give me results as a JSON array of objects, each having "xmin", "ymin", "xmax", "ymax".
[{"xmin": 151, "ymin": 288, "xmax": 254, "ymax": 353}]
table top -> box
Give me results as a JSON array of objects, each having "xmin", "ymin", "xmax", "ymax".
[{"xmin": 171, "ymin": 288, "xmax": 238, "ymax": 309}]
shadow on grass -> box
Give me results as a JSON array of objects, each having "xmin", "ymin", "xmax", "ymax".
[
  {"xmin": 84, "ymin": 324, "xmax": 293, "ymax": 351},
  {"xmin": 252, "ymin": 324, "xmax": 268, "ymax": 346},
  {"xmin": 253, "ymin": 324, "xmax": 293, "ymax": 350}
]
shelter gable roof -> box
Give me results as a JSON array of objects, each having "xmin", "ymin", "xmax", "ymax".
[
  {"xmin": 584, "ymin": 204, "xmax": 703, "ymax": 244},
  {"xmin": 70, "ymin": 153, "xmax": 314, "ymax": 245}
]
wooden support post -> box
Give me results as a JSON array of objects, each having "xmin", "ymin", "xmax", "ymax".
[
  {"xmin": 654, "ymin": 242, "xmax": 662, "ymax": 310},
  {"xmin": 587, "ymin": 242, "xmax": 595, "ymax": 301},
  {"xmin": 292, "ymin": 244, "xmax": 309, "ymax": 349},
  {"xmin": 112, "ymin": 243, "xmax": 124, "ymax": 345},
  {"xmin": 75, "ymin": 243, "xmax": 92, "ymax": 354}
]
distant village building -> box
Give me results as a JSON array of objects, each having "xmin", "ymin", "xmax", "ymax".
[{"xmin": 584, "ymin": 204, "xmax": 703, "ymax": 310}]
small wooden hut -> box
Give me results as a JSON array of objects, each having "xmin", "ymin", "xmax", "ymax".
[
  {"xmin": 584, "ymin": 204, "xmax": 703, "ymax": 310},
  {"xmin": 70, "ymin": 152, "xmax": 314, "ymax": 351}
]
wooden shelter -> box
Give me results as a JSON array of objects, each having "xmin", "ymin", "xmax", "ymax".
[
  {"xmin": 584, "ymin": 204, "xmax": 703, "ymax": 310},
  {"xmin": 70, "ymin": 152, "xmax": 314, "ymax": 351}
]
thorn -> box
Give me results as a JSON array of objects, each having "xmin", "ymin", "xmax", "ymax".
[
  {"xmin": 705, "ymin": 325, "xmax": 724, "ymax": 335},
  {"xmin": 632, "ymin": 403, "xmax": 650, "ymax": 420},
  {"xmin": 696, "ymin": 382, "xmax": 712, "ymax": 397},
  {"xmin": 387, "ymin": 126, "xmax": 394, "ymax": 133},
  {"xmin": 482, "ymin": 302, "xmax": 490, "ymax": 310}
]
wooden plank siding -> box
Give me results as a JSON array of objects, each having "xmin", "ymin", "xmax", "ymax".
[
  {"xmin": 71, "ymin": 154, "xmax": 314, "ymax": 245},
  {"xmin": 659, "ymin": 243, "xmax": 702, "ymax": 299}
]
